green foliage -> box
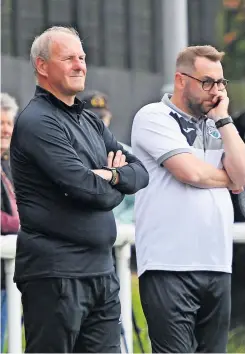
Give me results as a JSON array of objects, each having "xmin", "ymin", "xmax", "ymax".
[
  {"xmin": 218, "ymin": 0, "xmax": 245, "ymax": 80},
  {"xmin": 215, "ymin": 1, "xmax": 245, "ymax": 112}
]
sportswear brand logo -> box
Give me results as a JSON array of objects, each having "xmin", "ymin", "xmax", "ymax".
[{"xmin": 183, "ymin": 127, "xmax": 195, "ymax": 133}]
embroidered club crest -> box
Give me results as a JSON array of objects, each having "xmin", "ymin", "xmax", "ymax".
[{"xmin": 207, "ymin": 126, "xmax": 221, "ymax": 139}]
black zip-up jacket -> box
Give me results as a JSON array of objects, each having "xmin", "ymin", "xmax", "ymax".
[{"xmin": 10, "ymin": 86, "xmax": 149, "ymax": 282}]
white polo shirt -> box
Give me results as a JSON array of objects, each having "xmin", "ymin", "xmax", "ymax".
[{"xmin": 131, "ymin": 94, "xmax": 234, "ymax": 276}]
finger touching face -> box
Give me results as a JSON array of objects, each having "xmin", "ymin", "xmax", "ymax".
[{"xmin": 183, "ymin": 57, "xmax": 225, "ymax": 116}]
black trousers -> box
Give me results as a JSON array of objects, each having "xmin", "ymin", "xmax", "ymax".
[
  {"xmin": 139, "ymin": 270, "xmax": 231, "ymax": 353},
  {"xmin": 19, "ymin": 272, "xmax": 121, "ymax": 353}
]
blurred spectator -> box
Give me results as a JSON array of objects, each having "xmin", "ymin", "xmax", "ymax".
[
  {"xmin": 230, "ymin": 111, "xmax": 245, "ymax": 333},
  {"xmin": 1, "ymin": 93, "xmax": 20, "ymax": 352},
  {"xmin": 231, "ymin": 112, "xmax": 245, "ymax": 221},
  {"xmin": 81, "ymin": 90, "xmax": 112, "ymax": 127},
  {"xmin": 234, "ymin": 111, "xmax": 245, "ymax": 140},
  {"xmin": 81, "ymin": 90, "xmax": 135, "ymax": 225},
  {"xmin": 81, "ymin": 90, "xmax": 137, "ymax": 272}
]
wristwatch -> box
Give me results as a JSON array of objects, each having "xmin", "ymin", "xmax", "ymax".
[
  {"xmin": 102, "ymin": 166, "xmax": 118, "ymax": 186},
  {"xmin": 215, "ymin": 116, "xmax": 233, "ymax": 129}
]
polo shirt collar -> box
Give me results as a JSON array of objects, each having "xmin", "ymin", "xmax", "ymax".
[{"xmin": 161, "ymin": 93, "xmax": 207, "ymax": 123}]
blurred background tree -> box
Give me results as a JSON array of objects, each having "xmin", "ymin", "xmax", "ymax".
[{"xmin": 222, "ymin": 0, "xmax": 245, "ymax": 79}]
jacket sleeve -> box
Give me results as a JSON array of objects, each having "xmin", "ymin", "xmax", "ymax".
[
  {"xmin": 17, "ymin": 114, "xmax": 124, "ymax": 211},
  {"xmin": 1, "ymin": 211, "xmax": 19, "ymax": 234},
  {"xmin": 102, "ymin": 125, "xmax": 149, "ymax": 194}
]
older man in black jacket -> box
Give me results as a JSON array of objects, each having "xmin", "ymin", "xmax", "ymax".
[{"xmin": 10, "ymin": 26, "xmax": 149, "ymax": 353}]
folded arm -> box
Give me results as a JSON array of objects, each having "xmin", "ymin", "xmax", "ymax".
[
  {"xmin": 163, "ymin": 152, "xmax": 232, "ymax": 189},
  {"xmin": 102, "ymin": 125, "xmax": 149, "ymax": 194},
  {"xmin": 18, "ymin": 115, "xmax": 124, "ymax": 211},
  {"xmin": 133, "ymin": 109, "xmax": 235, "ymax": 190}
]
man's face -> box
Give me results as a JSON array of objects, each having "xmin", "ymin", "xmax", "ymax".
[
  {"xmin": 43, "ymin": 33, "xmax": 87, "ymax": 96},
  {"xmin": 182, "ymin": 57, "xmax": 225, "ymax": 117},
  {"xmin": 1, "ymin": 110, "xmax": 14, "ymax": 155}
]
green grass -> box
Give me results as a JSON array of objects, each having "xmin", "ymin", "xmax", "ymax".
[
  {"xmin": 132, "ymin": 274, "xmax": 151, "ymax": 353},
  {"xmin": 228, "ymin": 326, "xmax": 245, "ymax": 353}
]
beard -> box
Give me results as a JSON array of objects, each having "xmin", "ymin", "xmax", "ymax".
[
  {"xmin": 184, "ymin": 89, "xmax": 214, "ymax": 118},
  {"xmin": 187, "ymin": 100, "xmax": 212, "ymax": 117}
]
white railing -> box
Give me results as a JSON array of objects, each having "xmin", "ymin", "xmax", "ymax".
[
  {"xmin": 1, "ymin": 222, "xmax": 245, "ymax": 353},
  {"xmin": 1, "ymin": 235, "xmax": 22, "ymax": 353},
  {"xmin": 1, "ymin": 223, "xmax": 135, "ymax": 354}
]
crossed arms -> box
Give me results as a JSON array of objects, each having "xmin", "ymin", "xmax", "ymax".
[
  {"xmin": 134, "ymin": 110, "xmax": 245, "ymax": 192},
  {"xmin": 14, "ymin": 113, "xmax": 149, "ymax": 211}
]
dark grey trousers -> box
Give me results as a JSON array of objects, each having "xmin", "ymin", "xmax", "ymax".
[
  {"xmin": 19, "ymin": 272, "xmax": 121, "ymax": 353},
  {"xmin": 139, "ymin": 270, "xmax": 231, "ymax": 353}
]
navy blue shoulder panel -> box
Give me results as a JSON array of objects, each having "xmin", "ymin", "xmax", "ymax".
[{"xmin": 169, "ymin": 111, "xmax": 197, "ymax": 146}]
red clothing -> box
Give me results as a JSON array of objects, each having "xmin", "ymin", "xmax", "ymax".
[{"xmin": 1, "ymin": 168, "xmax": 19, "ymax": 234}]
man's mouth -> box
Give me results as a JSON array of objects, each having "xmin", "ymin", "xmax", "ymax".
[{"xmin": 204, "ymin": 101, "xmax": 214, "ymax": 106}]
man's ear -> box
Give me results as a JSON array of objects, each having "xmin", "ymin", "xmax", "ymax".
[
  {"xmin": 36, "ymin": 57, "xmax": 48, "ymax": 78},
  {"xmin": 175, "ymin": 72, "xmax": 185, "ymax": 90}
]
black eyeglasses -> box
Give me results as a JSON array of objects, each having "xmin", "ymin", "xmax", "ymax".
[{"xmin": 181, "ymin": 73, "xmax": 229, "ymax": 91}]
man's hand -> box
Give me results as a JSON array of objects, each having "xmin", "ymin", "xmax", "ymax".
[
  {"xmin": 107, "ymin": 150, "xmax": 128, "ymax": 168},
  {"xmin": 207, "ymin": 90, "xmax": 229, "ymax": 122},
  {"xmin": 228, "ymin": 181, "xmax": 244, "ymax": 194},
  {"xmin": 231, "ymin": 187, "xmax": 244, "ymax": 195},
  {"xmin": 92, "ymin": 151, "xmax": 128, "ymax": 185}
]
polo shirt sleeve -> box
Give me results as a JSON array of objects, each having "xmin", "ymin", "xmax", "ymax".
[{"xmin": 135, "ymin": 109, "xmax": 192, "ymax": 165}]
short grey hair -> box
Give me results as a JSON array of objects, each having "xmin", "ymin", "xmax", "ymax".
[
  {"xmin": 1, "ymin": 93, "xmax": 19, "ymax": 118},
  {"xmin": 30, "ymin": 26, "xmax": 80, "ymax": 74}
]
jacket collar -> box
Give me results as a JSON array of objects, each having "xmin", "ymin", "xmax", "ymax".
[{"xmin": 35, "ymin": 85, "xmax": 85, "ymax": 115}]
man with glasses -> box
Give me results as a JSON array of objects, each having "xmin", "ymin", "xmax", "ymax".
[
  {"xmin": 131, "ymin": 45, "xmax": 245, "ymax": 353},
  {"xmin": 180, "ymin": 72, "xmax": 229, "ymax": 92}
]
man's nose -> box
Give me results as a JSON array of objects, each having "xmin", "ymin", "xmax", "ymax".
[
  {"xmin": 73, "ymin": 58, "xmax": 85, "ymax": 71},
  {"xmin": 1, "ymin": 124, "xmax": 9, "ymax": 134},
  {"xmin": 209, "ymin": 83, "xmax": 220, "ymax": 95},
  {"xmin": 1, "ymin": 123, "xmax": 12, "ymax": 135}
]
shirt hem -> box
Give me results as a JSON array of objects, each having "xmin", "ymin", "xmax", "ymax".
[
  {"xmin": 138, "ymin": 264, "xmax": 232, "ymax": 277},
  {"xmin": 14, "ymin": 268, "xmax": 114, "ymax": 283}
]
